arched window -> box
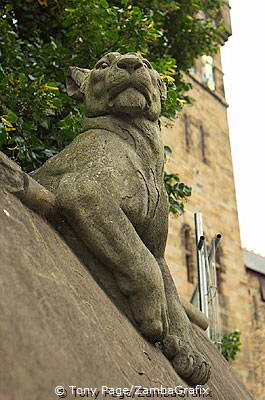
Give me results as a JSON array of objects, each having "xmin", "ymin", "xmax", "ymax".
[{"xmin": 181, "ymin": 225, "xmax": 195, "ymax": 284}]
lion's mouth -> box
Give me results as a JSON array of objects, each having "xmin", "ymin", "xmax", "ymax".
[{"xmin": 108, "ymin": 81, "xmax": 152, "ymax": 109}]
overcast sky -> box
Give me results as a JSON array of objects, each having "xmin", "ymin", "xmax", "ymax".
[{"xmin": 221, "ymin": 0, "xmax": 265, "ymax": 257}]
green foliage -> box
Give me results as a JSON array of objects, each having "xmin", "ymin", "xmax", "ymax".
[
  {"xmin": 220, "ymin": 331, "xmax": 242, "ymax": 361},
  {"xmin": 62, "ymin": 1, "xmax": 162, "ymax": 63},
  {"xmin": 164, "ymin": 146, "xmax": 192, "ymax": 215},
  {"xmin": 0, "ymin": 4, "xmax": 82, "ymax": 171},
  {"xmin": 0, "ymin": 0, "xmax": 225, "ymax": 210}
]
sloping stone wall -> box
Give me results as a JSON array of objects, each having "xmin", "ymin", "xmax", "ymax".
[{"xmin": 0, "ymin": 153, "xmax": 254, "ymax": 400}]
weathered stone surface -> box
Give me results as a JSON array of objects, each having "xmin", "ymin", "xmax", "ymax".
[
  {"xmin": 0, "ymin": 182, "xmax": 254, "ymax": 400},
  {"xmin": 0, "ymin": 151, "xmax": 56, "ymax": 216}
]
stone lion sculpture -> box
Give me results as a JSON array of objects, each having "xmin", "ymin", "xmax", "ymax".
[{"xmin": 32, "ymin": 52, "xmax": 210, "ymax": 384}]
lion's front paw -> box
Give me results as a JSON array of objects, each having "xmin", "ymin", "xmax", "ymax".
[
  {"xmin": 162, "ymin": 335, "xmax": 211, "ymax": 385},
  {"xmin": 130, "ymin": 288, "xmax": 169, "ymax": 343}
]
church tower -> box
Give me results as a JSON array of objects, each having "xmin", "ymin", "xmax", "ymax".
[{"xmin": 162, "ymin": 3, "xmax": 263, "ymax": 397}]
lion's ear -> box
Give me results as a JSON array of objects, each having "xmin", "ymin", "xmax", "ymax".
[
  {"xmin": 66, "ymin": 66, "xmax": 91, "ymax": 101},
  {"xmin": 158, "ymin": 77, "xmax": 167, "ymax": 102}
]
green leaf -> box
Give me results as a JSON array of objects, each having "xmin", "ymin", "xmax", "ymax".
[
  {"xmin": 220, "ymin": 331, "xmax": 242, "ymax": 361},
  {"xmin": 99, "ymin": 0, "xmax": 109, "ymax": 9},
  {"xmin": 19, "ymin": 73, "xmax": 28, "ymax": 87},
  {"xmin": 0, "ymin": 124, "xmax": 8, "ymax": 146},
  {"xmin": 6, "ymin": 111, "xmax": 18, "ymax": 124},
  {"xmin": 40, "ymin": 119, "xmax": 50, "ymax": 130}
]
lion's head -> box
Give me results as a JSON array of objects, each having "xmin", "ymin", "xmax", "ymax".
[{"xmin": 66, "ymin": 52, "xmax": 167, "ymax": 121}]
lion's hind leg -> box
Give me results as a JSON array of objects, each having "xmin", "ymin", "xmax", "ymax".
[
  {"xmin": 163, "ymin": 335, "xmax": 210, "ymax": 385},
  {"xmin": 157, "ymin": 258, "xmax": 211, "ymax": 385}
]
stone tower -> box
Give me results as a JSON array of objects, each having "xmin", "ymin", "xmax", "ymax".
[{"xmin": 162, "ymin": 3, "xmax": 264, "ymax": 398}]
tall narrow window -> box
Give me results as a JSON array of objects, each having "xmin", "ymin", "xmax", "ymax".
[
  {"xmin": 181, "ymin": 225, "xmax": 195, "ymax": 284},
  {"xmin": 215, "ymin": 246, "xmax": 224, "ymax": 294},
  {"xmin": 259, "ymin": 277, "xmax": 265, "ymax": 302},
  {"xmin": 200, "ymin": 124, "xmax": 208, "ymax": 164},
  {"xmin": 184, "ymin": 114, "xmax": 191, "ymax": 152}
]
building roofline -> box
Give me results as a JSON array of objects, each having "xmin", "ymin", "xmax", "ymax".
[
  {"xmin": 188, "ymin": 73, "xmax": 229, "ymax": 108},
  {"xmin": 243, "ymin": 248, "xmax": 265, "ymax": 276}
]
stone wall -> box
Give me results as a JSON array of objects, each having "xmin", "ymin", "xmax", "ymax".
[{"xmin": 245, "ymin": 269, "xmax": 265, "ymax": 398}]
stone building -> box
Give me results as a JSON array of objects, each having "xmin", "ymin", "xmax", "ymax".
[
  {"xmin": 162, "ymin": 3, "xmax": 265, "ymax": 398},
  {"xmin": 243, "ymin": 249, "xmax": 265, "ymax": 398}
]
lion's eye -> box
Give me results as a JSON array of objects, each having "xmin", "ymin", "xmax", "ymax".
[
  {"xmin": 98, "ymin": 62, "xmax": 109, "ymax": 69},
  {"xmin": 143, "ymin": 61, "xmax": 152, "ymax": 69}
]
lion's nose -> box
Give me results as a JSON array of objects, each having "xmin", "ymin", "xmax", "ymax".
[{"xmin": 117, "ymin": 57, "xmax": 143, "ymax": 74}]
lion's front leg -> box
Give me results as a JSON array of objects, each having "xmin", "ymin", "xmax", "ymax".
[{"xmin": 56, "ymin": 173, "xmax": 169, "ymax": 343}]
